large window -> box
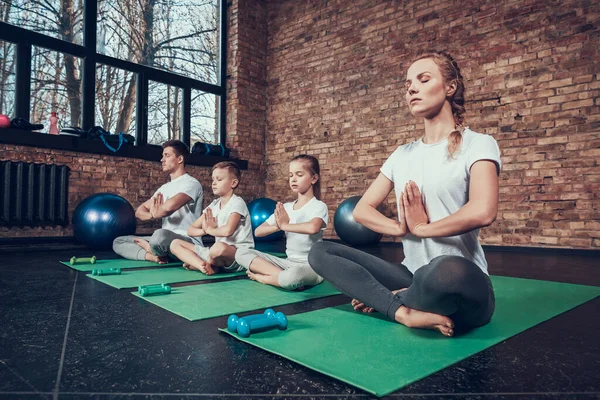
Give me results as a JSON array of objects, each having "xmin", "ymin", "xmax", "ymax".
[
  {"xmin": 30, "ymin": 46, "xmax": 82, "ymax": 129},
  {"xmin": 191, "ymin": 90, "xmax": 218, "ymax": 147},
  {"xmin": 95, "ymin": 64, "xmax": 137, "ymax": 136},
  {"xmin": 0, "ymin": 0, "xmax": 84, "ymax": 45},
  {"xmin": 0, "ymin": 0, "xmax": 225, "ymax": 148},
  {"xmin": 97, "ymin": 0, "xmax": 219, "ymax": 84},
  {"xmin": 148, "ymin": 80, "xmax": 182, "ymax": 145}
]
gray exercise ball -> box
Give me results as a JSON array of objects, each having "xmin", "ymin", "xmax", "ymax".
[{"xmin": 333, "ymin": 196, "xmax": 383, "ymax": 246}]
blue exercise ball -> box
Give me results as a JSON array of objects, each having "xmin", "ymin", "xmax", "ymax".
[
  {"xmin": 247, "ymin": 197, "xmax": 284, "ymax": 242},
  {"xmin": 73, "ymin": 193, "xmax": 136, "ymax": 248},
  {"xmin": 334, "ymin": 196, "xmax": 382, "ymax": 246}
]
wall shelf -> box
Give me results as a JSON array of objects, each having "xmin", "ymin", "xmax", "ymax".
[{"xmin": 0, "ymin": 128, "xmax": 248, "ymax": 169}]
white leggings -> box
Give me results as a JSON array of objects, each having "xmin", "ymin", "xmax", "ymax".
[{"xmin": 235, "ymin": 248, "xmax": 323, "ymax": 290}]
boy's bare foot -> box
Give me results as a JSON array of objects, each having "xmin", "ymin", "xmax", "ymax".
[
  {"xmin": 182, "ymin": 263, "xmax": 190, "ymax": 270},
  {"xmin": 394, "ymin": 305, "xmax": 454, "ymax": 337},
  {"xmin": 185, "ymin": 260, "xmax": 213, "ymax": 275},
  {"xmin": 201, "ymin": 261, "xmax": 217, "ymax": 275}
]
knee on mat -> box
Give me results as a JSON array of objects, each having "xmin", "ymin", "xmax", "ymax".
[{"xmin": 279, "ymin": 265, "xmax": 323, "ymax": 290}]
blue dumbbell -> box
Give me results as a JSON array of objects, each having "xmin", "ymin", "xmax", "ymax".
[
  {"xmin": 227, "ymin": 309, "xmax": 276, "ymax": 333},
  {"xmin": 236, "ymin": 312, "xmax": 288, "ymax": 338}
]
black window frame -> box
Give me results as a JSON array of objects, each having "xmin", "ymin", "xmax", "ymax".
[{"xmin": 0, "ymin": 0, "xmax": 231, "ymax": 164}]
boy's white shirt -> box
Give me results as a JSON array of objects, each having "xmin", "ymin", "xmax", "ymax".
[{"xmin": 204, "ymin": 194, "xmax": 254, "ymax": 249}]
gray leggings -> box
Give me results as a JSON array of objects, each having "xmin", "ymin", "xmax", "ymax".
[
  {"xmin": 112, "ymin": 229, "xmax": 193, "ymax": 260},
  {"xmin": 308, "ymin": 241, "xmax": 495, "ymax": 330}
]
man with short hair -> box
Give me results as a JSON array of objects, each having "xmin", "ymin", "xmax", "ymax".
[{"xmin": 113, "ymin": 140, "xmax": 203, "ymax": 263}]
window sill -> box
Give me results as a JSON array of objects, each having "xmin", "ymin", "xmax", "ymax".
[{"xmin": 0, "ymin": 128, "xmax": 248, "ymax": 169}]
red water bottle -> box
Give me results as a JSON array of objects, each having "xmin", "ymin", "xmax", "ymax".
[{"xmin": 49, "ymin": 112, "xmax": 59, "ymax": 135}]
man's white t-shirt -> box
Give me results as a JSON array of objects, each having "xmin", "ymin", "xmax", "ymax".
[
  {"xmin": 380, "ymin": 128, "xmax": 502, "ymax": 275},
  {"xmin": 266, "ymin": 197, "xmax": 329, "ymax": 263},
  {"xmin": 204, "ymin": 194, "xmax": 254, "ymax": 249},
  {"xmin": 153, "ymin": 173, "xmax": 203, "ymax": 243}
]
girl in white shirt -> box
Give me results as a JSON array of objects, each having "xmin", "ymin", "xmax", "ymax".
[
  {"xmin": 309, "ymin": 52, "xmax": 500, "ymax": 337},
  {"xmin": 235, "ymin": 155, "xmax": 328, "ymax": 290}
]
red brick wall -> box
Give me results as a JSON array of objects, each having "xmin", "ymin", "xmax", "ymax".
[
  {"xmin": 0, "ymin": 0, "xmax": 269, "ymax": 239},
  {"xmin": 0, "ymin": 145, "xmax": 256, "ymax": 238},
  {"xmin": 226, "ymin": 0, "xmax": 268, "ymax": 197},
  {"xmin": 264, "ymin": 0, "xmax": 600, "ymax": 248}
]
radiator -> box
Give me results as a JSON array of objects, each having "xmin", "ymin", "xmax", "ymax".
[{"xmin": 0, "ymin": 161, "xmax": 69, "ymax": 227}]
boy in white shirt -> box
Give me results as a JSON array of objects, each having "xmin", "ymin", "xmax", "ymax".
[{"xmin": 170, "ymin": 161, "xmax": 254, "ymax": 274}]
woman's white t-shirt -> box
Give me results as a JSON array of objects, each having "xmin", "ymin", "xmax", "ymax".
[{"xmin": 380, "ymin": 128, "xmax": 501, "ymax": 275}]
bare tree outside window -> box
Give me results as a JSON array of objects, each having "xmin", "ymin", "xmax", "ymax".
[
  {"xmin": 148, "ymin": 80, "xmax": 181, "ymax": 145},
  {"xmin": 191, "ymin": 90, "xmax": 218, "ymax": 146},
  {"xmin": 0, "ymin": 0, "xmax": 84, "ymax": 44},
  {"xmin": 95, "ymin": 64, "xmax": 136, "ymax": 135},
  {"xmin": 97, "ymin": 0, "xmax": 219, "ymax": 83},
  {"xmin": 97, "ymin": 0, "xmax": 220, "ymax": 142},
  {"xmin": 30, "ymin": 46, "xmax": 82, "ymax": 129},
  {"xmin": 0, "ymin": 40, "xmax": 16, "ymax": 117}
]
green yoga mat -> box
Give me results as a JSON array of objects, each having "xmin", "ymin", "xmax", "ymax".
[
  {"xmin": 60, "ymin": 259, "xmax": 183, "ymax": 272},
  {"xmin": 88, "ymin": 267, "xmax": 246, "ymax": 289},
  {"xmin": 220, "ymin": 276, "xmax": 600, "ymax": 397},
  {"xmin": 133, "ymin": 280, "xmax": 340, "ymax": 321}
]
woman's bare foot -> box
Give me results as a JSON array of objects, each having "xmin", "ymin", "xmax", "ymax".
[
  {"xmin": 351, "ymin": 299, "xmax": 375, "ymax": 313},
  {"xmin": 182, "ymin": 263, "xmax": 190, "ymax": 270},
  {"xmin": 351, "ymin": 288, "xmax": 408, "ymax": 313},
  {"xmin": 394, "ymin": 306, "xmax": 454, "ymax": 337}
]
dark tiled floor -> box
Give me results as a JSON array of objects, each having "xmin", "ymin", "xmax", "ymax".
[{"xmin": 0, "ymin": 242, "xmax": 598, "ymax": 399}]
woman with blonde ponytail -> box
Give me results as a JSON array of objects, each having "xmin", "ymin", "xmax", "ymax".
[{"xmin": 309, "ymin": 52, "xmax": 501, "ymax": 337}]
